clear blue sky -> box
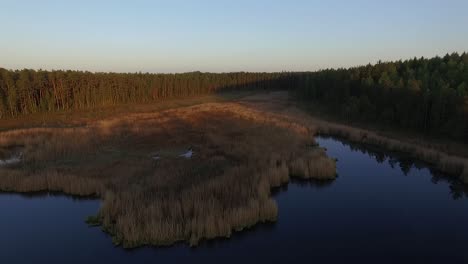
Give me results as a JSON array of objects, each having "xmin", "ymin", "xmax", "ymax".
[{"xmin": 1, "ymin": 0, "xmax": 467, "ymax": 73}]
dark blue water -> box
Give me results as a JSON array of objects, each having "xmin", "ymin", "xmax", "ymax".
[{"xmin": 1, "ymin": 137, "xmax": 468, "ymax": 264}]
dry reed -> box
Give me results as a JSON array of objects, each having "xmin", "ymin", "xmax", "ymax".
[{"xmin": 0, "ymin": 101, "xmax": 336, "ymax": 247}]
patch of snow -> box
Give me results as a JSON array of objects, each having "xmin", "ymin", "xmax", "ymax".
[
  {"xmin": 179, "ymin": 150, "xmax": 193, "ymax": 159},
  {"xmin": 0, "ymin": 153, "xmax": 22, "ymax": 166}
]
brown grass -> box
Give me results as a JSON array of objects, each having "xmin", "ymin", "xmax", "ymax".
[{"xmin": 0, "ymin": 101, "xmax": 336, "ymax": 247}]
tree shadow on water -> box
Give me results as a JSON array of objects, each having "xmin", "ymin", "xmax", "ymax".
[{"xmin": 319, "ymin": 136, "xmax": 468, "ymax": 200}]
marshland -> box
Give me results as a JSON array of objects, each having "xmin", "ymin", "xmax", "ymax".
[
  {"xmin": 2, "ymin": 1, "xmax": 468, "ymax": 262},
  {"xmin": 2, "ymin": 60, "xmax": 468, "ymax": 257},
  {"xmin": 3, "ymin": 134, "xmax": 468, "ymax": 263},
  {"xmin": 2, "ymin": 88, "xmax": 468, "ymax": 251},
  {"xmin": 0, "ymin": 92, "xmax": 339, "ymax": 247}
]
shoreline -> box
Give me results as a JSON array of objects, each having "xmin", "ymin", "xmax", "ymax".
[{"xmin": 0, "ymin": 91, "xmax": 467, "ymax": 248}]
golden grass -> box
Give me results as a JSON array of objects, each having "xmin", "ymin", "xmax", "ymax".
[
  {"xmin": 0, "ymin": 91, "xmax": 256, "ymax": 133},
  {"xmin": 0, "ymin": 101, "xmax": 336, "ymax": 247}
]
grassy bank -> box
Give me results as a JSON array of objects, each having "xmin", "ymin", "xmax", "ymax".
[
  {"xmin": 238, "ymin": 92, "xmax": 468, "ymax": 184},
  {"xmin": 313, "ymin": 121, "xmax": 468, "ymax": 184}
]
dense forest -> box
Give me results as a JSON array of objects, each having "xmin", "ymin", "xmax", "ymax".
[
  {"xmin": 1, "ymin": 53, "xmax": 467, "ymax": 141},
  {"xmin": 296, "ymin": 52, "xmax": 468, "ymax": 142},
  {"xmin": 0, "ymin": 70, "xmax": 294, "ymax": 117}
]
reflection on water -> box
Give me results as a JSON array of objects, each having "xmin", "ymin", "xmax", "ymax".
[
  {"xmin": 319, "ymin": 135, "xmax": 468, "ymax": 200},
  {"xmin": 1, "ymin": 136, "xmax": 468, "ymax": 264}
]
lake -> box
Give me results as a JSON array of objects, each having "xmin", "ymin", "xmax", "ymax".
[{"xmin": 1, "ymin": 136, "xmax": 468, "ymax": 263}]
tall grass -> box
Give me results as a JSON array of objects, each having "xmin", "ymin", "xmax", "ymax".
[{"xmin": 0, "ymin": 101, "xmax": 336, "ymax": 247}]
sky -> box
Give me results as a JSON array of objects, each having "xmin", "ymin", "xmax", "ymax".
[{"xmin": 1, "ymin": 0, "xmax": 467, "ymax": 73}]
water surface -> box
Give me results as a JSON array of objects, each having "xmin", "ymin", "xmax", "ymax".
[{"xmin": 1, "ymin": 137, "xmax": 468, "ymax": 263}]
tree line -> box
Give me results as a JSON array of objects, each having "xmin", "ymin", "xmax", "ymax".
[
  {"xmin": 295, "ymin": 52, "xmax": 468, "ymax": 142},
  {"xmin": 1, "ymin": 52, "xmax": 467, "ymax": 141},
  {"xmin": 0, "ymin": 70, "xmax": 295, "ymax": 118}
]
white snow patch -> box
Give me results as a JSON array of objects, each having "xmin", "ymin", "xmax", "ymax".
[
  {"xmin": 179, "ymin": 150, "xmax": 193, "ymax": 159},
  {"xmin": 148, "ymin": 149, "xmax": 193, "ymax": 160},
  {"xmin": 0, "ymin": 153, "xmax": 22, "ymax": 166}
]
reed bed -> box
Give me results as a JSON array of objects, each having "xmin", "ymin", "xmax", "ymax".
[{"xmin": 0, "ymin": 102, "xmax": 336, "ymax": 247}]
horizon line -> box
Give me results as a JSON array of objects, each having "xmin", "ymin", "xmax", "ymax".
[{"xmin": 2, "ymin": 51, "xmax": 466, "ymax": 75}]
